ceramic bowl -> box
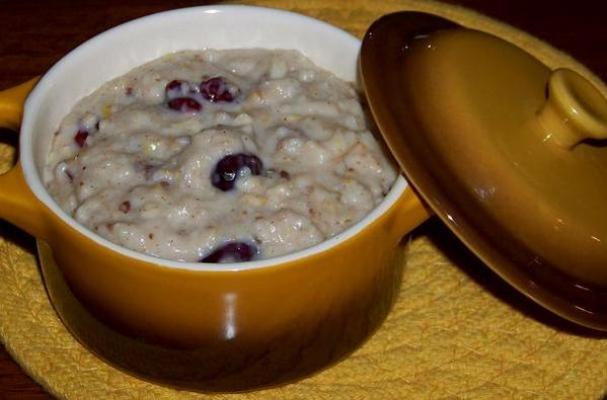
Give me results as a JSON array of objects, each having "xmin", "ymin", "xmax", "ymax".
[{"xmin": 0, "ymin": 5, "xmax": 428, "ymax": 391}]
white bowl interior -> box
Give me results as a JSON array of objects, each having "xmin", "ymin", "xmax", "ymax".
[{"xmin": 21, "ymin": 5, "xmax": 408, "ymax": 271}]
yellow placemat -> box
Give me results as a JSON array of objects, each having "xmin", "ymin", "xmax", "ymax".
[{"xmin": 1, "ymin": 1, "xmax": 606, "ymax": 399}]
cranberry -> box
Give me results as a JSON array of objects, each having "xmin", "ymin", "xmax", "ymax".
[
  {"xmin": 200, "ymin": 77, "xmax": 237, "ymax": 102},
  {"xmin": 167, "ymin": 97, "xmax": 202, "ymax": 112},
  {"xmin": 211, "ymin": 153, "xmax": 263, "ymax": 191},
  {"xmin": 165, "ymin": 79, "xmax": 197, "ymax": 97},
  {"xmin": 119, "ymin": 201, "xmax": 131, "ymax": 213},
  {"xmin": 201, "ymin": 242, "xmax": 257, "ymax": 263},
  {"xmin": 74, "ymin": 129, "xmax": 89, "ymax": 147},
  {"xmin": 165, "ymin": 80, "xmax": 202, "ymax": 112},
  {"xmin": 165, "ymin": 79, "xmax": 183, "ymax": 92}
]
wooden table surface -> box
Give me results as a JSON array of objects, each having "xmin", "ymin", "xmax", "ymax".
[{"xmin": 1, "ymin": 1, "xmax": 607, "ymax": 398}]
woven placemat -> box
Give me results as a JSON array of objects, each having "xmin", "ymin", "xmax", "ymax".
[{"xmin": 1, "ymin": 0, "xmax": 606, "ymax": 398}]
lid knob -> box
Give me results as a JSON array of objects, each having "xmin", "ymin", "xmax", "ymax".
[{"xmin": 537, "ymin": 68, "xmax": 607, "ymax": 149}]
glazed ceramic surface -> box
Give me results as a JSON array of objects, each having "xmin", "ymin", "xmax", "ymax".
[
  {"xmin": 361, "ymin": 12, "xmax": 607, "ymax": 330},
  {"xmin": 0, "ymin": 6, "xmax": 428, "ymax": 391}
]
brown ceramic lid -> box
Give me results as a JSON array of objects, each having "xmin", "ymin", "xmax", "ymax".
[{"xmin": 360, "ymin": 12, "xmax": 607, "ymax": 330}]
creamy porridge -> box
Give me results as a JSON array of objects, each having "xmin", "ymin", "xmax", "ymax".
[{"xmin": 44, "ymin": 49, "xmax": 396, "ymax": 263}]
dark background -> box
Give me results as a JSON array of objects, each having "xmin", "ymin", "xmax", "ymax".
[{"xmin": 1, "ymin": 0, "xmax": 607, "ymax": 398}]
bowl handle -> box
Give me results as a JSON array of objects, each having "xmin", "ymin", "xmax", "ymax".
[
  {"xmin": 390, "ymin": 186, "xmax": 431, "ymax": 241},
  {"xmin": 0, "ymin": 78, "xmax": 50, "ymax": 240}
]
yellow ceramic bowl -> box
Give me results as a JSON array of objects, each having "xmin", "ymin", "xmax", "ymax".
[{"xmin": 0, "ymin": 6, "xmax": 428, "ymax": 391}]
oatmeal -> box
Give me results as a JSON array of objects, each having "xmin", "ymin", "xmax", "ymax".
[{"xmin": 44, "ymin": 49, "xmax": 397, "ymax": 262}]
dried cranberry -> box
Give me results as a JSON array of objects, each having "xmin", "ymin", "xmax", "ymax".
[
  {"xmin": 166, "ymin": 79, "xmax": 200, "ymax": 97},
  {"xmin": 201, "ymin": 242, "xmax": 257, "ymax": 263},
  {"xmin": 119, "ymin": 201, "xmax": 131, "ymax": 213},
  {"xmin": 74, "ymin": 129, "xmax": 89, "ymax": 147},
  {"xmin": 165, "ymin": 79, "xmax": 193, "ymax": 97},
  {"xmin": 200, "ymin": 77, "xmax": 237, "ymax": 102},
  {"xmin": 211, "ymin": 153, "xmax": 263, "ymax": 191},
  {"xmin": 167, "ymin": 97, "xmax": 202, "ymax": 112},
  {"xmin": 165, "ymin": 80, "xmax": 203, "ymax": 112},
  {"xmin": 165, "ymin": 79, "xmax": 184, "ymax": 92}
]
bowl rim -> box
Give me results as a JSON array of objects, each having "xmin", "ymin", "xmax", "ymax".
[{"xmin": 20, "ymin": 4, "xmax": 408, "ymax": 272}]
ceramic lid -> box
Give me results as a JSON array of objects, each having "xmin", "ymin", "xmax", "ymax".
[{"xmin": 360, "ymin": 12, "xmax": 607, "ymax": 330}]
